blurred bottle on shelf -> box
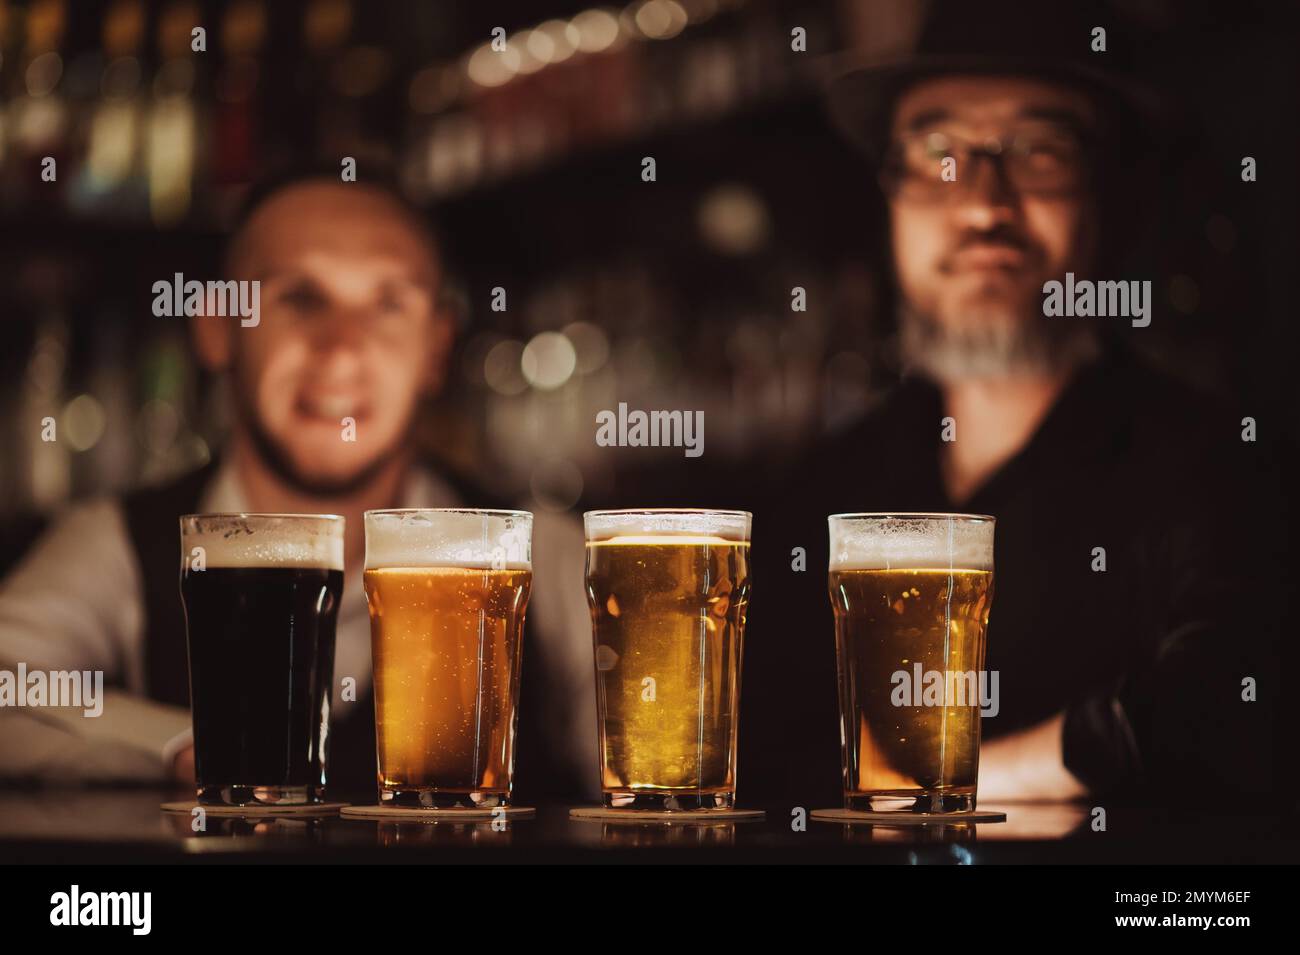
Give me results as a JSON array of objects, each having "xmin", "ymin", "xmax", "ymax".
[
  {"xmin": 143, "ymin": 0, "xmax": 206, "ymax": 225},
  {"xmin": 68, "ymin": 0, "xmax": 148, "ymax": 218},
  {"xmin": 135, "ymin": 329, "xmax": 204, "ymax": 483},
  {"xmin": 298, "ymin": 0, "xmax": 354, "ymax": 162},
  {"xmin": 2, "ymin": 0, "xmax": 70, "ymax": 211},
  {"xmin": 18, "ymin": 314, "xmax": 71, "ymax": 508}
]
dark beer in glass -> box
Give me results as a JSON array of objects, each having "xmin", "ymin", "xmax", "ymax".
[{"xmin": 179, "ymin": 513, "xmax": 344, "ymax": 806}]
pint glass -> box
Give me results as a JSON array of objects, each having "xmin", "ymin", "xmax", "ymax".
[
  {"xmin": 584, "ymin": 509, "xmax": 751, "ymax": 810},
  {"xmin": 179, "ymin": 513, "xmax": 344, "ymax": 806},
  {"xmin": 828, "ymin": 513, "xmax": 994, "ymax": 813},
  {"xmin": 364, "ymin": 508, "xmax": 532, "ymax": 808}
]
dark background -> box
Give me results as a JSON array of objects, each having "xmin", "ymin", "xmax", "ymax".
[{"xmin": 0, "ymin": 0, "xmax": 1295, "ymax": 537}]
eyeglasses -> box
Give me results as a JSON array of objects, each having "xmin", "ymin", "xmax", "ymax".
[{"xmin": 880, "ymin": 126, "xmax": 1093, "ymax": 200}]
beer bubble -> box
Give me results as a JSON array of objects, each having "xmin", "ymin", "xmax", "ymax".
[
  {"xmin": 595, "ymin": 645, "xmax": 620, "ymax": 671},
  {"xmin": 179, "ymin": 514, "xmax": 344, "ymax": 570},
  {"xmin": 828, "ymin": 514, "xmax": 993, "ymax": 572},
  {"xmin": 584, "ymin": 509, "xmax": 751, "ymax": 543},
  {"xmin": 365, "ymin": 509, "xmax": 532, "ymax": 571}
]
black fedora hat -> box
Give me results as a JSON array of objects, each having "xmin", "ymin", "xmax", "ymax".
[{"xmin": 825, "ymin": 0, "xmax": 1173, "ymax": 161}]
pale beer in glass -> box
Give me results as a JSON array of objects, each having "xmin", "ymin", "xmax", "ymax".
[{"xmin": 585, "ymin": 509, "xmax": 751, "ymax": 810}]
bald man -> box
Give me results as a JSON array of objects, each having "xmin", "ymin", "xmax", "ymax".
[{"xmin": 0, "ymin": 173, "xmax": 595, "ymax": 801}]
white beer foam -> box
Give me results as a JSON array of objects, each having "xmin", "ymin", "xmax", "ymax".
[
  {"xmin": 584, "ymin": 509, "xmax": 751, "ymax": 542},
  {"xmin": 180, "ymin": 514, "xmax": 344, "ymax": 570},
  {"xmin": 829, "ymin": 514, "xmax": 994, "ymax": 571},
  {"xmin": 364, "ymin": 509, "xmax": 532, "ymax": 570}
]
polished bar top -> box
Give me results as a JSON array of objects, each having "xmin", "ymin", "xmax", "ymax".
[{"xmin": 0, "ymin": 790, "xmax": 1292, "ymax": 863}]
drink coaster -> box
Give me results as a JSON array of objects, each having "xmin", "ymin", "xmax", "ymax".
[
  {"xmin": 160, "ymin": 801, "xmax": 348, "ymax": 816},
  {"xmin": 339, "ymin": 805, "xmax": 535, "ymax": 820},
  {"xmin": 569, "ymin": 807, "xmax": 765, "ymax": 823},
  {"xmin": 811, "ymin": 808, "xmax": 1006, "ymax": 825}
]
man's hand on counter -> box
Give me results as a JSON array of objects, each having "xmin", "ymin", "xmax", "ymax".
[{"xmin": 171, "ymin": 744, "xmax": 195, "ymax": 786}]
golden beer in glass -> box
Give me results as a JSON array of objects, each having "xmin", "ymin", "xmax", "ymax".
[
  {"xmin": 364, "ymin": 509, "xmax": 532, "ymax": 808},
  {"xmin": 828, "ymin": 513, "xmax": 994, "ymax": 813},
  {"xmin": 585, "ymin": 509, "xmax": 751, "ymax": 810}
]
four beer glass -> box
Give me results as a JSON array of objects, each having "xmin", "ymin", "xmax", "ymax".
[{"xmin": 180, "ymin": 506, "xmax": 994, "ymax": 815}]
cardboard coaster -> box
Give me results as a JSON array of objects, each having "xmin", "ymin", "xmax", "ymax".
[
  {"xmin": 339, "ymin": 805, "xmax": 535, "ymax": 821},
  {"xmin": 811, "ymin": 808, "xmax": 1006, "ymax": 825},
  {"xmin": 160, "ymin": 801, "xmax": 348, "ymax": 816},
  {"xmin": 569, "ymin": 807, "xmax": 765, "ymax": 823}
]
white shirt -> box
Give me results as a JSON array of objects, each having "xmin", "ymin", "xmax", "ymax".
[{"xmin": 0, "ymin": 459, "xmax": 598, "ymax": 796}]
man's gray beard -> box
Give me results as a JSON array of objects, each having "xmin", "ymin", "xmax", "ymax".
[{"xmin": 899, "ymin": 304, "xmax": 1100, "ymax": 382}]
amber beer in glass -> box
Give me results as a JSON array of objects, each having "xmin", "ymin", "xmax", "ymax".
[
  {"xmin": 585, "ymin": 509, "xmax": 751, "ymax": 810},
  {"xmin": 828, "ymin": 513, "xmax": 994, "ymax": 813},
  {"xmin": 364, "ymin": 509, "xmax": 532, "ymax": 808},
  {"xmin": 179, "ymin": 513, "xmax": 344, "ymax": 806}
]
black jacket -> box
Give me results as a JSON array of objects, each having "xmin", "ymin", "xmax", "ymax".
[{"xmin": 735, "ymin": 348, "xmax": 1287, "ymax": 806}]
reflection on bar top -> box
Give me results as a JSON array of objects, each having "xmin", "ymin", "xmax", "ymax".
[{"xmin": 586, "ymin": 535, "xmax": 750, "ymax": 547}]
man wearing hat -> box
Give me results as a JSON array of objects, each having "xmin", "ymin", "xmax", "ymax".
[{"xmin": 740, "ymin": 2, "xmax": 1283, "ymax": 807}]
